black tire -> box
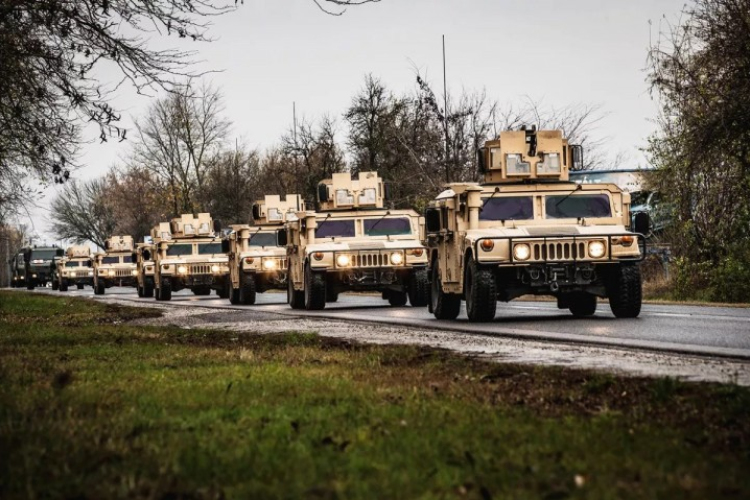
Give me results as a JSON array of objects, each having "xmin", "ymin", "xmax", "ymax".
[
  {"xmin": 304, "ymin": 263, "xmax": 326, "ymax": 311},
  {"xmin": 160, "ymin": 280, "xmax": 172, "ymax": 301},
  {"xmin": 465, "ymin": 259, "xmax": 497, "ymax": 322},
  {"xmin": 52, "ymin": 280, "xmax": 59, "ymax": 291},
  {"xmin": 26, "ymin": 281, "xmax": 34, "ymax": 290},
  {"xmin": 430, "ymin": 261, "xmax": 461, "ymax": 320},
  {"xmin": 60, "ymin": 281, "xmax": 69, "ymax": 292},
  {"xmin": 326, "ymin": 289, "xmax": 339, "ymax": 303},
  {"xmin": 240, "ymin": 274, "xmax": 257, "ymax": 305},
  {"xmin": 229, "ymin": 284, "xmax": 240, "ymax": 305},
  {"xmin": 567, "ymin": 292, "xmax": 597, "ymax": 317},
  {"xmin": 144, "ymin": 284, "xmax": 154, "ymax": 298},
  {"xmin": 218, "ymin": 281, "xmax": 231, "ymax": 299},
  {"xmin": 408, "ymin": 268, "xmax": 429, "ymax": 307},
  {"xmin": 96, "ymin": 281, "xmax": 105, "ymax": 295},
  {"xmin": 388, "ymin": 290, "xmax": 408, "ymax": 306},
  {"xmin": 137, "ymin": 284, "xmax": 144, "ymax": 297},
  {"xmin": 606, "ymin": 264, "xmax": 642, "ymax": 318},
  {"xmin": 76, "ymin": 283, "xmax": 84, "ymax": 290},
  {"xmin": 288, "ymin": 269, "xmax": 304, "ymax": 310}
]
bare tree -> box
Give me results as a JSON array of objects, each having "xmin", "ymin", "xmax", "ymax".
[
  {"xmin": 201, "ymin": 146, "xmax": 262, "ymax": 224},
  {"xmin": 50, "ymin": 179, "xmax": 116, "ymax": 248}
]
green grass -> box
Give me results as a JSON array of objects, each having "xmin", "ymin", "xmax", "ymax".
[{"xmin": 1, "ymin": 292, "xmax": 749, "ymax": 499}]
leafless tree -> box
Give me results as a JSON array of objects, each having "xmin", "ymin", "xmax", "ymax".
[
  {"xmin": 201, "ymin": 145, "xmax": 262, "ymax": 224},
  {"xmin": 50, "ymin": 179, "xmax": 116, "ymax": 248}
]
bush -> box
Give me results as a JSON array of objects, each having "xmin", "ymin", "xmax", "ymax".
[{"xmin": 667, "ymin": 247, "xmax": 750, "ymax": 303}]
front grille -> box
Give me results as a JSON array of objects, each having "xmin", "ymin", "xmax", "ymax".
[
  {"xmin": 525, "ymin": 240, "xmax": 600, "ymax": 262},
  {"xmin": 115, "ymin": 269, "xmax": 132, "ymax": 278},
  {"xmin": 189, "ymin": 264, "xmax": 211, "ymax": 275},
  {"xmin": 353, "ymin": 252, "xmax": 387, "ymax": 268}
]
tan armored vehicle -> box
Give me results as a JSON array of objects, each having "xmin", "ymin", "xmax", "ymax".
[
  {"xmin": 54, "ymin": 246, "xmax": 93, "ymax": 291},
  {"xmin": 425, "ymin": 127, "xmax": 650, "ymax": 322},
  {"xmin": 283, "ymin": 172, "xmax": 429, "ymax": 310},
  {"xmin": 223, "ymin": 194, "xmax": 304, "ymax": 305},
  {"xmin": 93, "ymin": 236, "xmax": 137, "ymax": 295},
  {"xmin": 151, "ymin": 213, "xmax": 228, "ymax": 301},
  {"xmin": 134, "ymin": 242, "xmax": 156, "ymax": 298}
]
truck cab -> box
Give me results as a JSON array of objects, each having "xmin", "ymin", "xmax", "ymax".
[
  {"xmin": 54, "ymin": 246, "xmax": 93, "ymax": 291},
  {"xmin": 93, "ymin": 236, "xmax": 137, "ymax": 295},
  {"xmin": 23, "ymin": 245, "xmax": 63, "ymax": 289}
]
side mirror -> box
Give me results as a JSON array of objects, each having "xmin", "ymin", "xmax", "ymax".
[
  {"xmin": 142, "ymin": 249, "xmax": 151, "ymax": 261},
  {"xmin": 56, "ymin": 248, "xmax": 64, "ymax": 257},
  {"xmin": 221, "ymin": 239, "xmax": 230, "ymax": 254},
  {"xmin": 213, "ymin": 220, "xmax": 222, "ymax": 233},
  {"xmin": 317, "ymin": 184, "xmax": 328, "ymax": 203},
  {"xmin": 476, "ymin": 147, "xmax": 487, "ymax": 174},
  {"xmin": 571, "ymin": 145, "xmax": 584, "ymax": 171},
  {"xmin": 252, "ymin": 204, "xmax": 260, "ymax": 221},
  {"xmin": 383, "ymin": 183, "xmax": 393, "ymax": 202},
  {"xmin": 634, "ymin": 212, "xmax": 651, "ymax": 235},
  {"xmin": 277, "ymin": 228, "xmax": 288, "ymax": 247},
  {"xmin": 425, "ymin": 207, "xmax": 441, "ymax": 234},
  {"xmin": 104, "ymin": 240, "xmax": 110, "ymax": 250}
]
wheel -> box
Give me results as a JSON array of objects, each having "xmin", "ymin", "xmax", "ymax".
[
  {"xmin": 160, "ymin": 279, "xmax": 172, "ymax": 301},
  {"xmin": 60, "ymin": 281, "xmax": 69, "ymax": 292},
  {"xmin": 76, "ymin": 283, "xmax": 84, "ymax": 290},
  {"xmin": 430, "ymin": 261, "xmax": 461, "ymax": 320},
  {"xmin": 26, "ymin": 281, "xmax": 34, "ymax": 290},
  {"xmin": 240, "ymin": 274, "xmax": 256, "ymax": 305},
  {"xmin": 304, "ymin": 263, "xmax": 326, "ymax": 310},
  {"xmin": 388, "ymin": 290, "xmax": 408, "ymax": 306},
  {"xmin": 465, "ymin": 259, "xmax": 497, "ymax": 322},
  {"xmin": 606, "ymin": 264, "xmax": 642, "ymax": 318},
  {"xmin": 96, "ymin": 281, "xmax": 105, "ymax": 295},
  {"xmin": 326, "ymin": 288, "xmax": 339, "ymax": 303},
  {"xmin": 218, "ymin": 281, "xmax": 231, "ymax": 299},
  {"xmin": 565, "ymin": 292, "xmax": 597, "ymax": 317},
  {"xmin": 408, "ymin": 268, "xmax": 429, "ymax": 307},
  {"xmin": 137, "ymin": 284, "xmax": 144, "ymax": 297},
  {"xmin": 288, "ymin": 268, "xmax": 304, "ymax": 309},
  {"xmin": 144, "ymin": 284, "xmax": 154, "ymax": 298},
  {"xmin": 52, "ymin": 279, "xmax": 59, "ymax": 291}
]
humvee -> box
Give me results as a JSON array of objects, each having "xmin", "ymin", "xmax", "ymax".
[
  {"xmin": 54, "ymin": 246, "xmax": 93, "ymax": 291},
  {"xmin": 151, "ymin": 213, "xmax": 228, "ymax": 301},
  {"xmin": 134, "ymin": 242, "xmax": 156, "ymax": 298},
  {"xmin": 23, "ymin": 245, "xmax": 63, "ymax": 289},
  {"xmin": 282, "ymin": 172, "xmax": 429, "ymax": 310},
  {"xmin": 425, "ymin": 127, "xmax": 650, "ymax": 322},
  {"xmin": 93, "ymin": 236, "xmax": 137, "ymax": 295},
  {"xmin": 223, "ymin": 194, "xmax": 304, "ymax": 305}
]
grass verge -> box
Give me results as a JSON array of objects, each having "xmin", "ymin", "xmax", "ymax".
[{"xmin": 1, "ymin": 291, "xmax": 749, "ymax": 499}]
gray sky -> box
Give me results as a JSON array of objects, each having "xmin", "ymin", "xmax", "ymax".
[{"xmin": 26, "ymin": 0, "xmax": 685, "ymax": 243}]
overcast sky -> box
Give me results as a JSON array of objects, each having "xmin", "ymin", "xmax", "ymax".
[{"xmin": 27, "ymin": 0, "xmax": 686, "ymax": 243}]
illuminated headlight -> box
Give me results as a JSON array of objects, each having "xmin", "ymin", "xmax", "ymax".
[
  {"xmin": 177, "ymin": 265, "xmax": 188, "ymax": 275},
  {"xmin": 131, "ymin": 270, "xmax": 138, "ymax": 276},
  {"xmin": 588, "ymin": 241, "xmax": 606, "ymax": 259},
  {"xmin": 336, "ymin": 255, "xmax": 350, "ymax": 267},
  {"xmin": 211, "ymin": 264, "xmax": 220, "ymax": 273},
  {"xmin": 513, "ymin": 243, "xmax": 531, "ymax": 261},
  {"xmin": 390, "ymin": 252, "xmax": 404, "ymax": 265},
  {"xmin": 108, "ymin": 270, "xmax": 115, "ymax": 277},
  {"xmin": 263, "ymin": 259, "xmax": 276, "ymax": 270},
  {"xmin": 32, "ymin": 274, "xmax": 37, "ymax": 278},
  {"xmin": 70, "ymin": 272, "xmax": 76, "ymax": 278},
  {"xmin": 88, "ymin": 271, "xmax": 93, "ymax": 276}
]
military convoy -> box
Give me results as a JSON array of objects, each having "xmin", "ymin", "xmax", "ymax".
[
  {"xmin": 9, "ymin": 127, "xmax": 649, "ymax": 323},
  {"xmin": 281, "ymin": 172, "xmax": 429, "ymax": 310},
  {"xmin": 424, "ymin": 128, "xmax": 649, "ymax": 322},
  {"xmin": 223, "ymin": 195, "xmax": 303, "ymax": 305},
  {"xmin": 93, "ymin": 236, "xmax": 137, "ymax": 295},
  {"xmin": 150, "ymin": 213, "xmax": 228, "ymax": 301},
  {"xmin": 53, "ymin": 246, "xmax": 93, "ymax": 291}
]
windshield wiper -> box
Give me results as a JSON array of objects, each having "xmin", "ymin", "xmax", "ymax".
[
  {"xmin": 555, "ymin": 184, "xmax": 582, "ymax": 208},
  {"xmin": 316, "ymin": 213, "xmax": 333, "ymax": 236},
  {"xmin": 366, "ymin": 210, "xmax": 391, "ymax": 235},
  {"xmin": 480, "ymin": 187, "xmax": 501, "ymax": 212}
]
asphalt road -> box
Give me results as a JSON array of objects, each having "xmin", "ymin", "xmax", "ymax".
[{"xmin": 32, "ymin": 285, "xmax": 750, "ymax": 360}]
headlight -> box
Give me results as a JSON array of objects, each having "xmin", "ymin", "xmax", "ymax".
[
  {"xmin": 177, "ymin": 265, "xmax": 188, "ymax": 274},
  {"xmin": 88, "ymin": 271, "xmax": 93, "ymax": 276},
  {"xmin": 70, "ymin": 272, "xmax": 76, "ymax": 277},
  {"xmin": 588, "ymin": 241, "xmax": 606, "ymax": 259},
  {"xmin": 263, "ymin": 259, "xmax": 276, "ymax": 270},
  {"xmin": 108, "ymin": 270, "xmax": 115, "ymax": 277},
  {"xmin": 513, "ymin": 243, "xmax": 531, "ymax": 261},
  {"xmin": 131, "ymin": 270, "xmax": 138, "ymax": 276},
  {"xmin": 32, "ymin": 274, "xmax": 37, "ymax": 278},
  {"xmin": 336, "ymin": 254, "xmax": 350, "ymax": 267},
  {"xmin": 211, "ymin": 264, "xmax": 220, "ymax": 273},
  {"xmin": 390, "ymin": 252, "xmax": 403, "ymax": 265}
]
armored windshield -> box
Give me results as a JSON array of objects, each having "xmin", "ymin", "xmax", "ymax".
[
  {"xmin": 364, "ymin": 217, "xmax": 412, "ymax": 236},
  {"xmin": 65, "ymin": 261, "xmax": 81, "ymax": 268},
  {"xmin": 122, "ymin": 255, "xmax": 133, "ymax": 263},
  {"xmin": 249, "ymin": 232, "xmax": 278, "ymax": 247},
  {"xmin": 546, "ymin": 194, "xmax": 612, "ymax": 219},
  {"xmin": 198, "ymin": 243, "xmax": 223, "ymax": 255},
  {"xmin": 479, "ymin": 197, "xmax": 534, "ymax": 221},
  {"xmin": 102, "ymin": 256, "xmax": 120, "ymax": 264},
  {"xmin": 166, "ymin": 244, "xmax": 193, "ymax": 256},
  {"xmin": 315, "ymin": 219, "xmax": 356, "ymax": 238},
  {"xmin": 31, "ymin": 250, "xmax": 57, "ymax": 260}
]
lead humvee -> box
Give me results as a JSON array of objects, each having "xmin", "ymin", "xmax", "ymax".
[
  {"xmin": 23, "ymin": 245, "xmax": 64, "ymax": 289},
  {"xmin": 282, "ymin": 172, "xmax": 429, "ymax": 310},
  {"xmin": 134, "ymin": 242, "xmax": 156, "ymax": 298},
  {"xmin": 150, "ymin": 213, "xmax": 228, "ymax": 301},
  {"xmin": 223, "ymin": 195, "xmax": 304, "ymax": 305},
  {"xmin": 54, "ymin": 246, "xmax": 93, "ymax": 291},
  {"xmin": 425, "ymin": 128, "xmax": 650, "ymax": 322},
  {"xmin": 93, "ymin": 236, "xmax": 137, "ymax": 295}
]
